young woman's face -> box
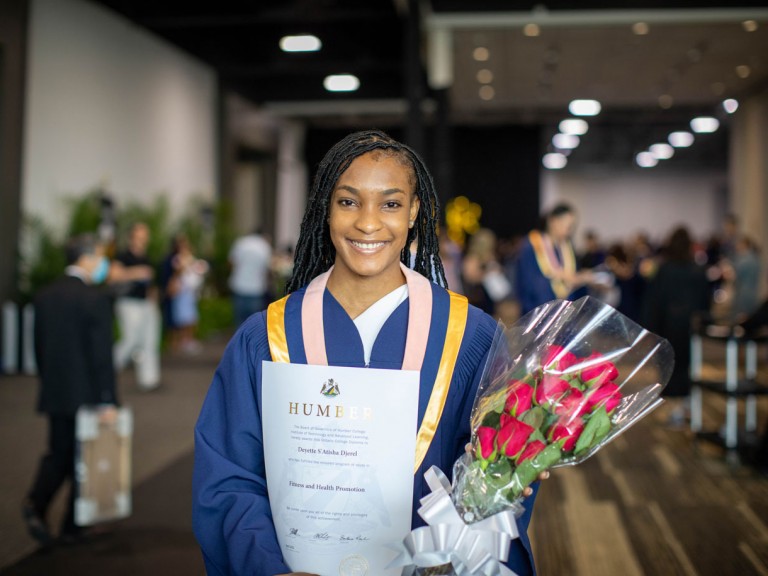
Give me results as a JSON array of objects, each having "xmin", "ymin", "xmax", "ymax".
[{"xmin": 328, "ymin": 152, "xmax": 419, "ymax": 283}]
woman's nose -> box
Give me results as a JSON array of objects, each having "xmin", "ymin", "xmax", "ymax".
[{"xmin": 354, "ymin": 206, "xmax": 382, "ymax": 234}]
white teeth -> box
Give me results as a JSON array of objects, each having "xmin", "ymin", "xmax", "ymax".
[{"xmin": 351, "ymin": 241, "xmax": 385, "ymax": 249}]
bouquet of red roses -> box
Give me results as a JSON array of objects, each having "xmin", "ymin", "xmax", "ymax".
[
  {"xmin": 452, "ymin": 296, "xmax": 674, "ymax": 522},
  {"xmin": 390, "ymin": 297, "xmax": 673, "ymax": 575}
]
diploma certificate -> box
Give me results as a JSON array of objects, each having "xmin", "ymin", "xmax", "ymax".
[{"xmin": 262, "ymin": 361, "xmax": 419, "ymax": 576}]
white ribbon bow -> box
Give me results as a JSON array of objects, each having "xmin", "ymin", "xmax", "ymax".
[{"xmin": 388, "ymin": 466, "xmax": 520, "ymax": 576}]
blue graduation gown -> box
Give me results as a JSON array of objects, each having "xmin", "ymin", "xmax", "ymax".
[
  {"xmin": 193, "ymin": 282, "xmax": 538, "ymax": 575},
  {"xmin": 516, "ymin": 236, "xmax": 586, "ymax": 315}
]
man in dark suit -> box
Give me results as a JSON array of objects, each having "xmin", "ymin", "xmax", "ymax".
[{"xmin": 23, "ymin": 234, "xmax": 118, "ymax": 545}]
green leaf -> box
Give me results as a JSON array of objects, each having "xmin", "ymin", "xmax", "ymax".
[
  {"xmin": 532, "ymin": 443, "xmax": 562, "ymax": 469},
  {"xmin": 485, "ymin": 459, "xmax": 513, "ymax": 490},
  {"xmin": 574, "ymin": 407, "xmax": 611, "ymax": 455},
  {"xmin": 481, "ymin": 411, "xmax": 502, "ymax": 429},
  {"xmin": 521, "ymin": 407, "xmax": 546, "ymax": 431}
]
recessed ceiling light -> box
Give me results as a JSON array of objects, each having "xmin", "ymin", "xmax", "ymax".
[
  {"xmin": 476, "ymin": 69, "xmax": 494, "ymax": 84},
  {"xmin": 742, "ymin": 20, "xmax": 758, "ymax": 32},
  {"xmin": 658, "ymin": 94, "xmax": 674, "ymax": 109},
  {"xmin": 279, "ymin": 35, "xmax": 322, "ymax": 52},
  {"xmin": 473, "ymin": 47, "xmax": 490, "ymax": 62},
  {"xmin": 636, "ymin": 152, "xmax": 658, "ymax": 168},
  {"xmin": 559, "ymin": 118, "xmax": 588, "ymax": 135},
  {"xmin": 323, "ymin": 74, "xmax": 359, "ymax": 92},
  {"xmin": 479, "ymin": 85, "xmax": 495, "ymax": 100},
  {"xmin": 690, "ymin": 116, "xmax": 719, "ymax": 133},
  {"xmin": 568, "ymin": 99, "xmax": 601, "ymax": 116},
  {"xmin": 649, "ymin": 143, "xmax": 675, "ymax": 160},
  {"xmin": 553, "ymin": 133, "xmax": 580, "ymax": 149},
  {"xmin": 668, "ymin": 131, "xmax": 694, "ymax": 147},
  {"xmin": 736, "ymin": 65, "xmax": 751, "ymax": 79},
  {"xmin": 524, "ymin": 23, "xmax": 540, "ymax": 37},
  {"xmin": 543, "ymin": 153, "xmax": 567, "ymax": 169},
  {"xmin": 723, "ymin": 98, "xmax": 739, "ymax": 114},
  {"xmin": 632, "ymin": 22, "xmax": 649, "ymax": 35}
]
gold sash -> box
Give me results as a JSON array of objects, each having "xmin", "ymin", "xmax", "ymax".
[
  {"xmin": 266, "ymin": 288, "xmax": 468, "ymax": 473},
  {"xmin": 528, "ymin": 229, "xmax": 576, "ymax": 299}
]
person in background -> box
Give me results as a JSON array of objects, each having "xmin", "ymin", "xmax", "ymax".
[
  {"xmin": 727, "ymin": 235, "xmax": 761, "ymax": 322},
  {"xmin": 462, "ymin": 228, "xmax": 509, "ymax": 315},
  {"xmin": 110, "ymin": 222, "xmax": 161, "ymax": 391},
  {"xmin": 515, "ymin": 203, "xmax": 592, "ymax": 315},
  {"xmin": 642, "ymin": 226, "xmax": 711, "ymax": 427},
  {"xmin": 168, "ymin": 234, "xmax": 209, "ymax": 354},
  {"xmin": 578, "ymin": 229, "xmax": 606, "ymax": 269},
  {"xmin": 228, "ymin": 228, "xmax": 272, "ymax": 326},
  {"xmin": 23, "ymin": 234, "xmax": 118, "ymax": 546}
]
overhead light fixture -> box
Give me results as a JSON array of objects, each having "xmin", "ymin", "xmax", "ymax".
[
  {"xmin": 552, "ymin": 133, "xmax": 580, "ymax": 149},
  {"xmin": 559, "ymin": 118, "xmax": 588, "ymax": 135},
  {"xmin": 543, "ymin": 153, "xmax": 567, "ymax": 169},
  {"xmin": 476, "ymin": 69, "xmax": 493, "ymax": 84},
  {"xmin": 279, "ymin": 35, "xmax": 322, "ymax": 52},
  {"xmin": 668, "ymin": 131, "xmax": 694, "ymax": 147},
  {"xmin": 323, "ymin": 74, "xmax": 360, "ymax": 92},
  {"xmin": 524, "ymin": 23, "xmax": 540, "ymax": 37},
  {"xmin": 632, "ymin": 22, "xmax": 649, "ymax": 35},
  {"xmin": 736, "ymin": 65, "xmax": 751, "ymax": 79},
  {"xmin": 636, "ymin": 152, "xmax": 658, "ymax": 168},
  {"xmin": 690, "ymin": 117, "xmax": 719, "ymax": 133},
  {"xmin": 473, "ymin": 47, "xmax": 490, "ymax": 62},
  {"xmin": 658, "ymin": 94, "xmax": 674, "ymax": 109},
  {"xmin": 568, "ymin": 99, "xmax": 601, "ymax": 116},
  {"xmin": 649, "ymin": 143, "xmax": 674, "ymax": 160},
  {"xmin": 723, "ymin": 98, "xmax": 739, "ymax": 114},
  {"xmin": 479, "ymin": 85, "xmax": 495, "ymax": 100},
  {"xmin": 742, "ymin": 20, "xmax": 758, "ymax": 32}
]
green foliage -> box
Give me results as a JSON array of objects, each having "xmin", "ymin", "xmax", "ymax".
[
  {"xmin": 21, "ymin": 190, "xmax": 237, "ymax": 331},
  {"xmin": 19, "ymin": 215, "xmax": 67, "ymax": 302},
  {"xmin": 65, "ymin": 189, "xmax": 103, "ymax": 236},
  {"xmin": 196, "ymin": 296, "xmax": 233, "ymax": 339}
]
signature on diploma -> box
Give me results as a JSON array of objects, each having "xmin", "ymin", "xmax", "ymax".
[
  {"xmin": 314, "ymin": 532, "xmax": 331, "ymax": 541},
  {"xmin": 340, "ymin": 535, "xmax": 370, "ymax": 542}
]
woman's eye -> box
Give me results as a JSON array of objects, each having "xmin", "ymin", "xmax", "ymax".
[
  {"xmin": 383, "ymin": 201, "xmax": 401, "ymax": 209},
  {"xmin": 338, "ymin": 199, "xmax": 356, "ymax": 207}
]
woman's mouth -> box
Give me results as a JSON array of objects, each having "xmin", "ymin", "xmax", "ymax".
[{"xmin": 349, "ymin": 240, "xmax": 387, "ymax": 252}]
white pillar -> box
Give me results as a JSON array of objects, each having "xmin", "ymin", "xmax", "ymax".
[
  {"xmin": 729, "ymin": 89, "xmax": 768, "ymax": 298},
  {"xmin": 275, "ymin": 121, "xmax": 308, "ymax": 252}
]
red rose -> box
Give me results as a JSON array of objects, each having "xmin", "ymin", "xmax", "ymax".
[
  {"xmin": 497, "ymin": 417, "xmax": 535, "ymax": 458},
  {"xmin": 548, "ymin": 417, "xmax": 585, "ymax": 452},
  {"xmin": 476, "ymin": 426, "xmax": 498, "ymax": 459},
  {"xmin": 585, "ymin": 381, "xmax": 622, "ymax": 413},
  {"xmin": 553, "ymin": 388, "xmax": 590, "ymax": 418},
  {"xmin": 543, "ymin": 344, "xmax": 580, "ymax": 374},
  {"xmin": 535, "ymin": 374, "xmax": 571, "ymax": 408},
  {"xmin": 504, "ymin": 380, "xmax": 534, "ymax": 416},
  {"xmin": 580, "ymin": 352, "xmax": 619, "ymax": 386},
  {"xmin": 516, "ymin": 440, "xmax": 546, "ymax": 464}
]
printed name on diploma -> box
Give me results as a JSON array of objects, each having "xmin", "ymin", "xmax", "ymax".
[
  {"xmin": 297, "ymin": 447, "xmax": 358, "ymax": 456},
  {"xmin": 288, "ymin": 402, "xmax": 373, "ymax": 420},
  {"xmin": 288, "ymin": 480, "xmax": 366, "ymax": 493}
]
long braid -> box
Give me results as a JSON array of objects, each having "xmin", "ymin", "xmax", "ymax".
[{"xmin": 287, "ymin": 130, "xmax": 446, "ymax": 293}]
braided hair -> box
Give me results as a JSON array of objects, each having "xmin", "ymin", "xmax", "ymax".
[{"xmin": 286, "ymin": 129, "xmax": 446, "ymax": 293}]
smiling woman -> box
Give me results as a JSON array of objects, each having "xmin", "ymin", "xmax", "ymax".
[{"xmin": 192, "ymin": 130, "xmax": 541, "ymax": 576}]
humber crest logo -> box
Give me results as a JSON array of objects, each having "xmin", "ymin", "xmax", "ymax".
[{"xmin": 320, "ymin": 378, "xmax": 340, "ymax": 397}]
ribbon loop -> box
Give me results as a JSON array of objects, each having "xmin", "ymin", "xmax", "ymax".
[{"xmin": 388, "ymin": 466, "xmax": 521, "ymax": 576}]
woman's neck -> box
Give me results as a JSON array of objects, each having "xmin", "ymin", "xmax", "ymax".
[{"xmin": 326, "ymin": 267, "xmax": 406, "ymax": 319}]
